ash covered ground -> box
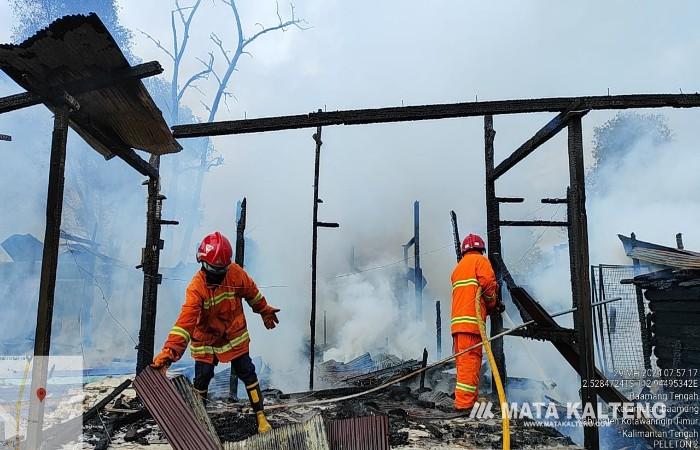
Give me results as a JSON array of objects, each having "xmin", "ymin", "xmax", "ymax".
[{"xmin": 73, "ymin": 376, "xmax": 579, "ymax": 449}]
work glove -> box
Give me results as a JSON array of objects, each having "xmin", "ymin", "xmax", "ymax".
[
  {"xmin": 260, "ymin": 306, "xmax": 280, "ymax": 329},
  {"xmin": 151, "ymin": 349, "xmax": 174, "ymax": 373}
]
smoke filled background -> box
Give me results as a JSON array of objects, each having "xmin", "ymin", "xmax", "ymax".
[{"xmin": 1, "ymin": 0, "xmax": 699, "ymax": 416}]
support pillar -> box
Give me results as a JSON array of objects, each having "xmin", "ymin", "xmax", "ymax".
[
  {"xmin": 230, "ymin": 198, "xmax": 247, "ymax": 400},
  {"xmin": 414, "ymin": 201, "xmax": 423, "ymax": 320},
  {"xmin": 309, "ymin": 119, "xmax": 323, "ymax": 391},
  {"xmin": 566, "ymin": 117, "xmax": 599, "ymax": 450},
  {"xmin": 483, "ymin": 115, "xmax": 506, "ymax": 388},
  {"xmin": 136, "ymin": 173, "xmax": 163, "ymax": 373},
  {"xmin": 136, "ymin": 154, "xmax": 177, "ymax": 373},
  {"xmin": 435, "ymin": 300, "xmax": 442, "ymax": 359},
  {"xmin": 630, "ymin": 232, "xmax": 652, "ymax": 371},
  {"xmin": 450, "ymin": 210, "xmax": 462, "ymax": 261},
  {"xmin": 26, "ymin": 105, "xmax": 71, "ymax": 449}
]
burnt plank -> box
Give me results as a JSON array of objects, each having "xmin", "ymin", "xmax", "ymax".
[
  {"xmin": 169, "ymin": 93, "xmax": 700, "ymax": 138},
  {"xmin": 491, "ymin": 108, "xmax": 588, "ymax": 180}
]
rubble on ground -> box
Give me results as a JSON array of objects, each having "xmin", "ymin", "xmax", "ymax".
[{"xmin": 73, "ymin": 371, "xmax": 579, "ymax": 449}]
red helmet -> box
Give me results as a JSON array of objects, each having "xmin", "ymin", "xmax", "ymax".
[
  {"xmin": 462, "ymin": 233, "xmax": 486, "ymax": 253},
  {"xmin": 196, "ymin": 232, "xmax": 233, "ymax": 268}
]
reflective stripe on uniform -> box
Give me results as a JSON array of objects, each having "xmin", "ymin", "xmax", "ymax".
[
  {"xmin": 248, "ymin": 291, "xmax": 263, "ymax": 306},
  {"xmin": 203, "ymin": 291, "xmax": 237, "ymax": 309},
  {"xmin": 455, "ymin": 382, "xmax": 477, "ymax": 393},
  {"xmin": 452, "ymin": 278, "xmax": 479, "ymax": 291},
  {"xmin": 169, "ymin": 326, "xmax": 191, "ymax": 342},
  {"xmin": 451, "ymin": 315, "xmax": 479, "ymax": 325},
  {"xmin": 483, "ymin": 294, "xmax": 497, "ymax": 302},
  {"xmin": 190, "ymin": 330, "xmax": 250, "ymax": 355}
]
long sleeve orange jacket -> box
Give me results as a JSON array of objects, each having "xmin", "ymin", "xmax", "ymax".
[
  {"xmin": 450, "ymin": 252, "xmax": 499, "ymax": 335},
  {"xmin": 159, "ymin": 264, "xmax": 274, "ymax": 364}
]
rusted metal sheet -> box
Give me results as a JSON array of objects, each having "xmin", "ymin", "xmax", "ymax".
[
  {"xmin": 326, "ymin": 415, "xmax": 389, "ymax": 450},
  {"xmin": 0, "ymin": 14, "xmax": 180, "ymax": 157},
  {"xmin": 172, "ymin": 375, "xmax": 222, "ymax": 449},
  {"xmin": 224, "ymin": 414, "xmax": 329, "ymax": 450},
  {"xmin": 133, "ymin": 367, "xmax": 222, "ymax": 450}
]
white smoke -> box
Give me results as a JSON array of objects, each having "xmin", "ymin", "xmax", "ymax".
[{"xmin": 322, "ymin": 267, "xmax": 429, "ymax": 363}]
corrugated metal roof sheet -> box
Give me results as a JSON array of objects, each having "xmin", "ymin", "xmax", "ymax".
[
  {"xmin": 326, "ymin": 415, "xmax": 389, "ymax": 450},
  {"xmin": 0, "ymin": 14, "xmax": 180, "ymax": 157},
  {"xmin": 618, "ymin": 234, "xmax": 700, "ymax": 269},
  {"xmin": 133, "ymin": 367, "xmax": 222, "ymax": 450},
  {"xmin": 172, "ymin": 374, "xmax": 222, "ymax": 449},
  {"xmin": 224, "ymin": 414, "xmax": 329, "ymax": 450}
]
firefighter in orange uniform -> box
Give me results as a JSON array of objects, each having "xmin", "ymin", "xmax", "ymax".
[
  {"xmin": 152, "ymin": 231, "xmax": 280, "ymax": 433},
  {"xmin": 450, "ymin": 233, "xmax": 503, "ymax": 410}
]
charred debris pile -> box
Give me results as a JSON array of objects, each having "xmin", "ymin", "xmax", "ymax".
[{"xmin": 70, "ymin": 354, "xmax": 578, "ymax": 450}]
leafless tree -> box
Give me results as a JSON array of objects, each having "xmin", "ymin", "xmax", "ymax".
[
  {"xmin": 138, "ymin": 0, "xmax": 212, "ymax": 125},
  {"xmin": 177, "ymin": 0, "xmax": 307, "ymax": 260}
]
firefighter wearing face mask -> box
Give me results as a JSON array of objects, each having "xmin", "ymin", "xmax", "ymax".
[
  {"xmin": 451, "ymin": 233, "xmax": 504, "ymax": 410},
  {"xmin": 152, "ymin": 231, "xmax": 279, "ymax": 433}
]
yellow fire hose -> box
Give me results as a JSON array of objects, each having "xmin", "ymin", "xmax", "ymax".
[{"xmin": 474, "ymin": 287, "xmax": 510, "ymax": 450}]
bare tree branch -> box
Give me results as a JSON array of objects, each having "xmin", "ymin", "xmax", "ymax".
[
  {"xmin": 210, "ymin": 33, "xmax": 231, "ymax": 65},
  {"xmin": 137, "ymin": 29, "xmax": 175, "ymax": 60},
  {"xmin": 179, "ymin": 53, "xmax": 214, "ymax": 101},
  {"xmin": 242, "ymin": 2, "xmax": 309, "ymax": 48}
]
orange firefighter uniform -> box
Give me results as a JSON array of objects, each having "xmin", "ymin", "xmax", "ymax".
[
  {"xmin": 450, "ymin": 250, "xmax": 498, "ymax": 409},
  {"xmin": 156, "ymin": 263, "xmax": 277, "ymax": 366}
]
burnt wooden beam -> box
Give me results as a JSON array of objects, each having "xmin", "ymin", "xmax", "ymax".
[
  {"xmin": 483, "ymin": 115, "xmax": 507, "ymax": 390},
  {"xmin": 170, "ymin": 93, "xmax": 700, "ymax": 138},
  {"xmin": 450, "ymin": 210, "xmax": 461, "ymax": 261},
  {"xmin": 541, "ymin": 197, "xmax": 568, "ymax": 204},
  {"xmin": 316, "ymin": 221, "xmax": 339, "ymax": 228},
  {"xmin": 136, "ymin": 175, "xmax": 162, "ymax": 374},
  {"xmin": 567, "ymin": 117, "xmax": 599, "ymax": 449},
  {"xmin": 496, "ymin": 197, "xmax": 524, "ymax": 203},
  {"xmin": 499, "ymin": 220, "xmax": 568, "ymax": 227},
  {"xmin": 310, "ymin": 119, "xmax": 322, "ymax": 391},
  {"xmin": 0, "ymin": 61, "xmax": 163, "ymax": 115},
  {"xmin": 0, "ymin": 133, "xmax": 11, "ymax": 141},
  {"xmin": 26, "ymin": 102, "xmax": 72, "ymax": 449},
  {"xmin": 490, "ymin": 108, "xmax": 589, "ymax": 181},
  {"xmin": 111, "ymin": 147, "xmax": 159, "ymax": 178},
  {"xmin": 230, "ymin": 198, "xmax": 247, "ymax": 399},
  {"xmin": 414, "ymin": 200, "xmax": 423, "ymax": 320}
]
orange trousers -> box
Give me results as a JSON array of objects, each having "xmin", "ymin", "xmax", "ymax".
[{"xmin": 453, "ymin": 332, "xmax": 483, "ymax": 409}]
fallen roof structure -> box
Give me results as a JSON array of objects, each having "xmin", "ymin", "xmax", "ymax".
[{"xmin": 0, "ymin": 14, "xmax": 179, "ymax": 448}]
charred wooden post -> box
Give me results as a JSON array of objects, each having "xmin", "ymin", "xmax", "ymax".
[
  {"xmin": 590, "ymin": 267, "xmax": 609, "ymax": 375},
  {"xmin": 235, "ymin": 198, "xmax": 247, "ymax": 267},
  {"xmin": 310, "ymin": 112, "xmax": 323, "ymax": 390},
  {"xmin": 419, "ymin": 348, "xmax": 429, "ymax": 390},
  {"xmin": 484, "ymin": 115, "xmax": 506, "ymax": 388},
  {"xmin": 630, "ymin": 232, "xmax": 652, "ymax": 371},
  {"xmin": 675, "ymin": 232, "xmax": 684, "ymax": 250},
  {"xmin": 414, "ymin": 201, "xmax": 423, "ymax": 320},
  {"xmin": 230, "ymin": 198, "xmax": 248, "ymax": 400},
  {"xmin": 450, "ymin": 210, "xmax": 461, "ymax": 261},
  {"xmin": 435, "ymin": 301, "xmax": 442, "ymax": 359},
  {"xmin": 136, "ymin": 154, "xmax": 178, "ymax": 373},
  {"xmin": 26, "ymin": 101, "xmax": 73, "ymax": 449},
  {"xmin": 566, "ymin": 116, "xmax": 599, "ymax": 449},
  {"xmin": 0, "ymin": 133, "xmax": 11, "ymax": 141}
]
